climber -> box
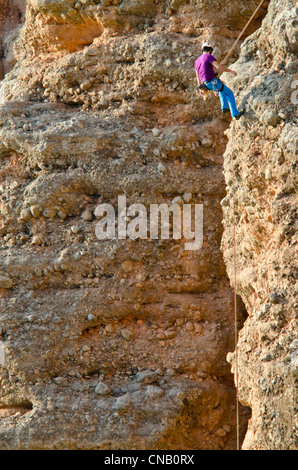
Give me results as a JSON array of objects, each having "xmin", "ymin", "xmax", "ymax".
[{"xmin": 195, "ymin": 42, "xmax": 245, "ymax": 120}]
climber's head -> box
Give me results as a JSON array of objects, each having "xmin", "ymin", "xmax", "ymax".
[{"xmin": 202, "ymin": 41, "xmax": 214, "ymax": 54}]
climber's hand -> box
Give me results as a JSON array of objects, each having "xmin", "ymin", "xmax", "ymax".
[
  {"xmin": 199, "ymin": 90, "xmax": 207, "ymax": 101},
  {"xmin": 232, "ymin": 70, "xmax": 238, "ymax": 77}
]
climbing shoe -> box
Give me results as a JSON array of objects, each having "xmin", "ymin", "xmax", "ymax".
[
  {"xmin": 222, "ymin": 108, "xmax": 230, "ymax": 114},
  {"xmin": 235, "ymin": 109, "xmax": 245, "ymax": 120}
]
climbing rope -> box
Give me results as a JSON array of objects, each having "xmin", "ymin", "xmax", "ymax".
[
  {"xmin": 222, "ymin": 0, "xmax": 267, "ymax": 65},
  {"xmin": 228, "ymin": 0, "xmax": 288, "ymax": 450},
  {"xmin": 199, "ymin": 0, "xmax": 267, "ymax": 101},
  {"xmin": 229, "ymin": 53, "xmax": 263, "ymax": 450},
  {"xmin": 224, "ymin": 1, "xmax": 267, "ymax": 451},
  {"xmin": 230, "ymin": 121, "xmax": 240, "ymax": 451}
]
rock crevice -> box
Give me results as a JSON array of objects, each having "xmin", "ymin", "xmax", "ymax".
[{"xmin": 222, "ymin": 0, "xmax": 297, "ymax": 450}]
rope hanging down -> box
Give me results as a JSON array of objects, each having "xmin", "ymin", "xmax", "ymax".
[
  {"xmin": 230, "ymin": 121, "xmax": 240, "ymax": 451},
  {"xmin": 228, "ymin": 0, "xmax": 287, "ymax": 450},
  {"xmin": 223, "ymin": 0, "xmax": 268, "ymax": 450},
  {"xmin": 222, "ymin": 0, "xmax": 267, "ymax": 65},
  {"xmin": 229, "ymin": 52, "xmax": 263, "ymax": 452}
]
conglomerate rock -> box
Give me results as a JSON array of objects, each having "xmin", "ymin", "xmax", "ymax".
[
  {"xmin": 0, "ymin": 0, "xmax": 26, "ymax": 78},
  {"xmin": 221, "ymin": 0, "xmax": 297, "ymax": 450},
  {"xmin": 1, "ymin": 0, "xmax": 295, "ymax": 451}
]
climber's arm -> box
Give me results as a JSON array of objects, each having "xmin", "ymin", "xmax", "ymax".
[
  {"xmin": 195, "ymin": 70, "xmax": 201, "ymax": 86},
  {"xmin": 213, "ymin": 61, "xmax": 238, "ymax": 76},
  {"xmin": 195, "ymin": 70, "xmax": 205, "ymax": 96}
]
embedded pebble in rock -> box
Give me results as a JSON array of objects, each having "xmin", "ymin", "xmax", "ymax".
[
  {"xmin": 121, "ymin": 260, "xmax": 134, "ymax": 273},
  {"xmin": 30, "ymin": 206, "xmax": 42, "ymax": 218},
  {"xmin": 81, "ymin": 209, "xmax": 93, "ymax": 221},
  {"xmin": 53, "ymin": 377, "xmax": 68, "ymax": 387},
  {"xmin": 31, "ymin": 234, "xmax": 45, "ymax": 246},
  {"xmin": 146, "ymin": 385, "xmax": 164, "ymax": 397},
  {"xmin": 0, "ymin": 276, "xmax": 13, "ymax": 289},
  {"xmin": 19, "ymin": 208, "xmax": 32, "ymax": 221},
  {"xmin": 94, "ymin": 382, "xmax": 111, "ymax": 396},
  {"xmin": 71, "ymin": 225, "xmax": 80, "ymax": 234},
  {"xmin": 152, "ymin": 128, "xmax": 161, "ymax": 137},
  {"xmin": 120, "ymin": 328, "xmax": 134, "ymax": 341},
  {"xmin": 135, "ymin": 370, "xmax": 159, "ymax": 385},
  {"xmin": 183, "ymin": 193, "xmax": 192, "ymax": 203}
]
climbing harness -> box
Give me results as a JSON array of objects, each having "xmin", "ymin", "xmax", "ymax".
[
  {"xmin": 199, "ymin": 74, "xmax": 225, "ymax": 99},
  {"xmin": 198, "ymin": 82, "xmax": 213, "ymax": 99},
  {"xmin": 209, "ymin": 76, "xmax": 225, "ymax": 95}
]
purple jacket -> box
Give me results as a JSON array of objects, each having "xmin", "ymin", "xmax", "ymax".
[{"xmin": 194, "ymin": 54, "xmax": 216, "ymax": 83}]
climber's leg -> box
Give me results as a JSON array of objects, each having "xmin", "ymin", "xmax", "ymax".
[
  {"xmin": 218, "ymin": 90, "xmax": 229, "ymax": 113},
  {"xmin": 219, "ymin": 84, "xmax": 240, "ymax": 118},
  {"xmin": 205, "ymin": 79, "xmax": 244, "ymax": 119}
]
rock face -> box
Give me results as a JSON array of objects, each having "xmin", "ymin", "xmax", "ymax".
[
  {"xmin": 1, "ymin": 0, "xmax": 295, "ymax": 451},
  {"xmin": 221, "ymin": 0, "xmax": 297, "ymax": 450},
  {"xmin": 0, "ymin": 0, "xmax": 26, "ymax": 79}
]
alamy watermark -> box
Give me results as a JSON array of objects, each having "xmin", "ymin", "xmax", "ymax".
[{"xmin": 94, "ymin": 195, "xmax": 203, "ymax": 251}]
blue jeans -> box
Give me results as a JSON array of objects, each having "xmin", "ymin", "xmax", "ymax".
[{"xmin": 205, "ymin": 78, "xmax": 240, "ymax": 118}]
